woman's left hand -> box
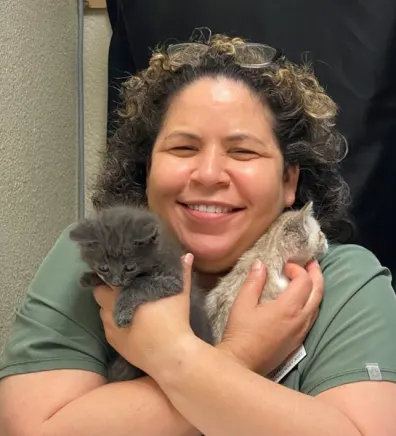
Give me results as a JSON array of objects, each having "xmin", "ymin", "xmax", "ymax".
[{"xmin": 93, "ymin": 254, "xmax": 197, "ymax": 376}]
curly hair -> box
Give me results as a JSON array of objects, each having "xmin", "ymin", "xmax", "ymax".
[{"xmin": 92, "ymin": 34, "xmax": 352, "ymax": 243}]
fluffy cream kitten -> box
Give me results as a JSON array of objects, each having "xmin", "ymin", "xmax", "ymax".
[{"xmin": 205, "ymin": 202, "xmax": 328, "ymax": 344}]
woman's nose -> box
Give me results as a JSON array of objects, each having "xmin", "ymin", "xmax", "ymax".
[{"xmin": 190, "ymin": 146, "xmax": 230, "ymax": 188}]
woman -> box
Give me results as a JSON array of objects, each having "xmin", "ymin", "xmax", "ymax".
[{"xmin": 1, "ymin": 35, "xmax": 395, "ymax": 436}]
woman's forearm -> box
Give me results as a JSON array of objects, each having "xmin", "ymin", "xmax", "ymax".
[
  {"xmin": 153, "ymin": 339, "xmax": 361, "ymax": 436},
  {"xmin": 41, "ymin": 377, "xmax": 200, "ymax": 436}
]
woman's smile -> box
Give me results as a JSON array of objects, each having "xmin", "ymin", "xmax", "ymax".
[
  {"xmin": 147, "ymin": 77, "xmax": 299, "ymax": 272},
  {"xmin": 177, "ymin": 201, "xmax": 245, "ymax": 223}
]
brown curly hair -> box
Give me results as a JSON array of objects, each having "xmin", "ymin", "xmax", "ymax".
[{"xmin": 92, "ymin": 34, "xmax": 352, "ymax": 242}]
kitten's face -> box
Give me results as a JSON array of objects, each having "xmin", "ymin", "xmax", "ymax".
[
  {"xmin": 82, "ymin": 243, "xmax": 156, "ymax": 287},
  {"xmin": 70, "ymin": 206, "xmax": 162, "ymax": 287},
  {"xmin": 281, "ymin": 203, "xmax": 328, "ymax": 265}
]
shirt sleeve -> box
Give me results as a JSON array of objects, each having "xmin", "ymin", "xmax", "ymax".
[
  {"xmin": 300, "ymin": 244, "xmax": 396, "ymax": 396},
  {"xmin": 0, "ymin": 226, "xmax": 110, "ymax": 379}
]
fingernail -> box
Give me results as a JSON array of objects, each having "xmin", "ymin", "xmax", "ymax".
[
  {"xmin": 184, "ymin": 253, "xmax": 194, "ymax": 265},
  {"xmin": 252, "ymin": 259, "xmax": 262, "ymax": 271}
]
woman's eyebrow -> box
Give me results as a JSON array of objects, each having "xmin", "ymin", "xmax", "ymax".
[
  {"xmin": 226, "ymin": 133, "xmax": 266, "ymax": 147},
  {"xmin": 163, "ymin": 131, "xmax": 267, "ymax": 147},
  {"xmin": 164, "ymin": 131, "xmax": 201, "ymax": 141}
]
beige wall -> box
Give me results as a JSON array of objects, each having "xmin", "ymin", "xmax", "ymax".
[
  {"xmin": 0, "ymin": 3, "xmax": 111, "ymax": 349},
  {"xmin": 84, "ymin": 10, "xmax": 111, "ymax": 215}
]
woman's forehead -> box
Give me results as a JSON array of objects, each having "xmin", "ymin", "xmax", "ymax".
[
  {"xmin": 161, "ymin": 77, "xmax": 275, "ymax": 137},
  {"xmin": 171, "ymin": 76, "xmax": 260, "ymax": 106}
]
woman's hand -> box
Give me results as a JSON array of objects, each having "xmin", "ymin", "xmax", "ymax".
[
  {"xmin": 93, "ymin": 255, "xmax": 323, "ymax": 379},
  {"xmin": 92, "ymin": 254, "xmax": 198, "ymax": 377},
  {"xmin": 218, "ymin": 259, "xmax": 324, "ymax": 375}
]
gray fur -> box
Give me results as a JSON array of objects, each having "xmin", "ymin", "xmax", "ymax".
[
  {"xmin": 205, "ymin": 202, "xmax": 329, "ymax": 344},
  {"xmin": 70, "ymin": 205, "xmax": 213, "ymax": 382}
]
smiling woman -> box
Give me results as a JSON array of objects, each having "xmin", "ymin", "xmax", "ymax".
[
  {"xmin": 1, "ymin": 34, "xmax": 396, "ymax": 436},
  {"xmin": 147, "ymin": 77, "xmax": 296, "ymax": 272},
  {"xmin": 92, "ymin": 37, "xmax": 349, "ymax": 271}
]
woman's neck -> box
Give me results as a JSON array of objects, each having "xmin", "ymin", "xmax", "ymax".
[
  {"xmin": 196, "ymin": 273, "xmax": 220, "ymax": 291},
  {"xmin": 195, "ymin": 269, "xmax": 232, "ymax": 292}
]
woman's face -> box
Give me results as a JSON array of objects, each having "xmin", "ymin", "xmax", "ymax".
[{"xmin": 147, "ymin": 77, "xmax": 299, "ymax": 273}]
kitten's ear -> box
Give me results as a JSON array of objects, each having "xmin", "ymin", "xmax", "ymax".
[
  {"xmin": 69, "ymin": 220, "xmax": 98, "ymax": 244},
  {"xmin": 297, "ymin": 201, "xmax": 314, "ymax": 228},
  {"xmin": 301, "ymin": 201, "xmax": 314, "ymax": 218},
  {"xmin": 136, "ymin": 221, "xmax": 160, "ymax": 244}
]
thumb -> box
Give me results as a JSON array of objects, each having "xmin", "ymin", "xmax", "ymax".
[
  {"xmin": 233, "ymin": 259, "xmax": 266, "ymax": 309},
  {"xmin": 279, "ymin": 262, "xmax": 312, "ymax": 309},
  {"xmin": 181, "ymin": 253, "xmax": 194, "ymax": 297}
]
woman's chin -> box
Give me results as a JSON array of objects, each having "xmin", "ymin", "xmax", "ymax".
[{"xmin": 185, "ymin": 243, "xmax": 239, "ymax": 273}]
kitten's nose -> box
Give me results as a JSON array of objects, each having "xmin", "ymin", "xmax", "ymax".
[{"xmin": 112, "ymin": 278, "xmax": 122, "ymax": 287}]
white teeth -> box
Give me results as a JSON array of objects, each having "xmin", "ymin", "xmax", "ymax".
[{"xmin": 187, "ymin": 204, "xmax": 233, "ymax": 213}]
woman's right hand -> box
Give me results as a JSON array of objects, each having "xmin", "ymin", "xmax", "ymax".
[{"xmin": 218, "ymin": 259, "xmax": 323, "ymax": 375}]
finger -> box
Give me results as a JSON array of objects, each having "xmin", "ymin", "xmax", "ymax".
[
  {"xmin": 93, "ymin": 285, "xmax": 116, "ymax": 309},
  {"xmin": 303, "ymin": 261, "xmax": 324, "ymax": 312},
  {"xmin": 283, "ymin": 262, "xmax": 307, "ymax": 280},
  {"xmin": 182, "ymin": 253, "xmax": 194, "ymax": 297},
  {"xmin": 279, "ymin": 263, "xmax": 313, "ymax": 309},
  {"xmin": 310, "ymin": 309, "xmax": 319, "ymax": 325},
  {"xmin": 98, "ymin": 306, "xmax": 113, "ymax": 325},
  {"xmin": 233, "ymin": 259, "xmax": 266, "ymax": 309}
]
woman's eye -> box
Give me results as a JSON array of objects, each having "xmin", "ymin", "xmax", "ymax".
[
  {"xmin": 98, "ymin": 265, "xmax": 109, "ymax": 273},
  {"xmin": 229, "ymin": 149, "xmax": 258, "ymax": 159},
  {"xmin": 170, "ymin": 146, "xmax": 197, "ymax": 154}
]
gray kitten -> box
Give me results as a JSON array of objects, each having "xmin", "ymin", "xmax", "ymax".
[
  {"xmin": 205, "ymin": 202, "xmax": 329, "ymax": 345},
  {"xmin": 70, "ymin": 205, "xmax": 213, "ymax": 382}
]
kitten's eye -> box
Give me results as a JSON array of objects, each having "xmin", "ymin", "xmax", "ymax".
[
  {"xmin": 98, "ymin": 265, "xmax": 109, "ymax": 273},
  {"xmin": 124, "ymin": 265, "xmax": 135, "ymax": 272}
]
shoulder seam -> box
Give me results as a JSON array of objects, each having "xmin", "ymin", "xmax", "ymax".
[
  {"xmin": 0, "ymin": 357, "xmax": 107, "ymax": 371},
  {"xmin": 304, "ymin": 368, "xmax": 396, "ymax": 395}
]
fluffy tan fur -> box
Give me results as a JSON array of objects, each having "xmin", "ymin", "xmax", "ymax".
[{"xmin": 205, "ymin": 202, "xmax": 328, "ymax": 344}]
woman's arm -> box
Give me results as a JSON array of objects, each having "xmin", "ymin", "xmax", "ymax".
[
  {"xmin": 152, "ymin": 337, "xmax": 371, "ymax": 436},
  {"xmin": 0, "ymin": 370, "xmax": 199, "ymax": 436},
  {"xmin": 145, "ymin": 248, "xmax": 396, "ymax": 436},
  {"xmin": 115, "ymin": 254, "xmax": 396, "ymax": 436}
]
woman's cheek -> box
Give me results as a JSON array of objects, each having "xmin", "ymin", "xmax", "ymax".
[{"xmin": 147, "ymin": 162, "xmax": 189, "ymax": 211}]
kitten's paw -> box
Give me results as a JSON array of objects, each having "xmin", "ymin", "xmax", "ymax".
[
  {"xmin": 108, "ymin": 355, "xmax": 145, "ymax": 382},
  {"xmin": 114, "ymin": 294, "xmax": 138, "ymax": 327},
  {"xmin": 115, "ymin": 317, "xmax": 130, "ymax": 328},
  {"xmin": 80, "ymin": 271, "xmax": 104, "ymax": 288},
  {"xmin": 114, "ymin": 308, "xmax": 135, "ymax": 328}
]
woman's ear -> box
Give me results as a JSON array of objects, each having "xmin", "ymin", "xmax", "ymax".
[{"xmin": 283, "ymin": 164, "xmax": 300, "ymax": 207}]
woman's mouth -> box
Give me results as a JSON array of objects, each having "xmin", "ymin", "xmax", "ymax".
[
  {"xmin": 178, "ymin": 202, "xmax": 244, "ymax": 222},
  {"xmin": 186, "ymin": 204, "xmax": 234, "ymax": 213}
]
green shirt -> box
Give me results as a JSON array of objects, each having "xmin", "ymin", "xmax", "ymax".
[{"xmin": 1, "ymin": 226, "xmax": 396, "ymax": 396}]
